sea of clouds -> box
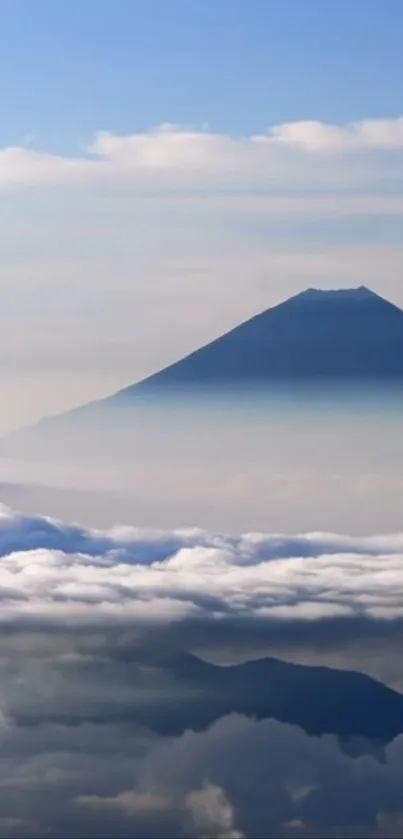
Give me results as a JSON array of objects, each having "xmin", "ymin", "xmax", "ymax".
[{"xmin": 2, "ymin": 504, "xmax": 403, "ymax": 836}]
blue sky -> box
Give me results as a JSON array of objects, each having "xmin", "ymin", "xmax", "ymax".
[
  {"xmin": 1, "ymin": 0, "xmax": 403, "ymax": 431},
  {"xmin": 1, "ymin": 0, "xmax": 403, "ymax": 149}
]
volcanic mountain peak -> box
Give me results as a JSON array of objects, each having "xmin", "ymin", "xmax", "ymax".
[
  {"xmin": 3, "ymin": 285, "xmax": 403, "ymax": 445},
  {"xmin": 292, "ymin": 285, "xmax": 376, "ymax": 301},
  {"xmin": 277, "ymin": 285, "xmax": 391, "ymax": 314},
  {"xmin": 123, "ymin": 283, "xmax": 403, "ymax": 392}
]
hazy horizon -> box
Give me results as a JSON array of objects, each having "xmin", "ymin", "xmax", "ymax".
[{"xmin": 1, "ymin": 383, "xmax": 403, "ymax": 536}]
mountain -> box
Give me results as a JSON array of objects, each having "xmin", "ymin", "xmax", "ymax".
[
  {"xmin": 4, "ymin": 286, "xmax": 403, "ymax": 446},
  {"xmin": 111, "ymin": 285, "xmax": 403, "ymax": 401},
  {"xmin": 86, "ymin": 652, "xmax": 403, "ymax": 749},
  {"xmin": 27, "ymin": 650, "xmax": 403, "ymax": 749}
]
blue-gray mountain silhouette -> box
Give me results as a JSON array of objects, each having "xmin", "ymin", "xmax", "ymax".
[
  {"xmin": 168, "ymin": 654, "xmax": 403, "ymax": 747},
  {"xmin": 112, "ymin": 286, "xmax": 403, "ymax": 402},
  {"xmin": 19, "ymin": 649, "xmax": 403, "ymax": 749},
  {"xmin": 4, "ymin": 285, "xmax": 403, "ymax": 445},
  {"xmin": 41, "ymin": 650, "xmax": 402, "ymax": 749}
]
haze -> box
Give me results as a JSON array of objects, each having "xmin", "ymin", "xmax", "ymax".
[{"xmin": 1, "ymin": 387, "xmax": 403, "ymax": 534}]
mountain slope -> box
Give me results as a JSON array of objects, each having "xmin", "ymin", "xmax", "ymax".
[
  {"xmin": 111, "ymin": 286, "xmax": 403, "ymax": 399},
  {"xmin": 4, "ymin": 286, "xmax": 403, "ymax": 445}
]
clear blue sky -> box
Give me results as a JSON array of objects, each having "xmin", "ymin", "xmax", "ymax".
[{"xmin": 0, "ymin": 0, "xmax": 402, "ymax": 151}]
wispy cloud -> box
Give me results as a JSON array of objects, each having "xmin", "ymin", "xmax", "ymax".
[{"xmin": 2, "ymin": 117, "xmax": 403, "ymax": 191}]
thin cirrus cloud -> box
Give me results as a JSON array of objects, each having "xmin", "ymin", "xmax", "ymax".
[{"xmin": 2, "ymin": 116, "xmax": 403, "ymax": 190}]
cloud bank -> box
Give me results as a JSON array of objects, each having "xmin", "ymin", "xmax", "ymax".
[
  {"xmin": 1, "ymin": 505, "xmax": 403, "ymax": 836},
  {"xmin": 1, "ymin": 503, "xmax": 403, "ymax": 633}
]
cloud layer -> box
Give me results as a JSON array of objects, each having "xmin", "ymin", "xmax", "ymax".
[
  {"xmin": 3, "ymin": 698, "xmax": 403, "ymax": 837},
  {"xmin": 1, "ymin": 503, "xmax": 403, "ymax": 633},
  {"xmin": 3, "ymin": 116, "xmax": 403, "ymax": 190},
  {"xmin": 1, "ymin": 505, "xmax": 403, "ymax": 836}
]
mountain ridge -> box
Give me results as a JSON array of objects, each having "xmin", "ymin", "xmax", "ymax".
[{"xmin": 90, "ymin": 650, "xmax": 403, "ymax": 748}]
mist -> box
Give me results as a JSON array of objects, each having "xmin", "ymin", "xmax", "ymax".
[{"xmin": 1, "ymin": 383, "xmax": 402, "ymax": 534}]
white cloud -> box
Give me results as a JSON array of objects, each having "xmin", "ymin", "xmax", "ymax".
[
  {"xmin": 270, "ymin": 117, "xmax": 403, "ymax": 152},
  {"xmin": 1, "ymin": 504, "xmax": 403, "ymax": 631},
  {"xmin": 0, "ymin": 146, "xmax": 88, "ymax": 187},
  {"xmin": 185, "ymin": 783, "xmax": 245, "ymax": 839},
  {"xmin": 1, "ymin": 116, "xmax": 403, "ymax": 190}
]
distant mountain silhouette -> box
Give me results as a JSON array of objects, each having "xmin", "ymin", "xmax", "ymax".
[
  {"xmin": 110, "ymin": 286, "xmax": 403, "ymax": 401},
  {"xmin": 21, "ymin": 651, "xmax": 403, "ymax": 749},
  {"xmin": 4, "ymin": 286, "xmax": 403, "ymax": 446},
  {"xmin": 86, "ymin": 652, "xmax": 403, "ymax": 748}
]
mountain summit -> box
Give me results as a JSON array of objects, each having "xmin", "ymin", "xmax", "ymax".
[
  {"xmin": 4, "ymin": 286, "xmax": 403, "ymax": 445},
  {"xmin": 112, "ymin": 285, "xmax": 403, "ymax": 402}
]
